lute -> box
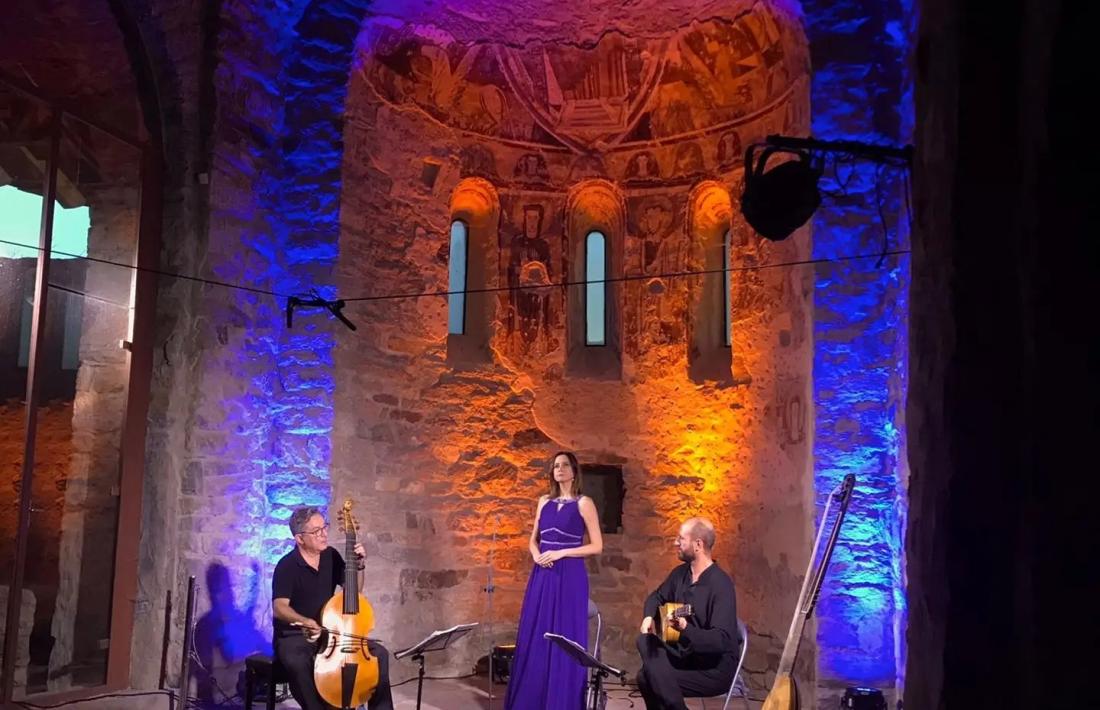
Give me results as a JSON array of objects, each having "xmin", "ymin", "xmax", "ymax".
[
  {"xmin": 656, "ymin": 602, "xmax": 694, "ymax": 644},
  {"xmin": 761, "ymin": 474, "xmax": 855, "ymax": 710}
]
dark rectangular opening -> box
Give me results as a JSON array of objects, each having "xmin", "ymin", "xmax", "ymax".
[{"xmin": 582, "ymin": 464, "xmax": 624, "ymax": 534}]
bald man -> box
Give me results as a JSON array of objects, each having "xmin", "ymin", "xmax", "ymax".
[{"xmin": 636, "ymin": 518, "xmax": 741, "ymax": 709}]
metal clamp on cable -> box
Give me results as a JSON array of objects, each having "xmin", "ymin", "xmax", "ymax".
[{"xmin": 286, "ymin": 291, "xmax": 357, "ymax": 331}]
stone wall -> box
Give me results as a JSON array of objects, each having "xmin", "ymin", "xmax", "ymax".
[
  {"xmin": 17, "ymin": 1, "xmax": 1086, "ymax": 708},
  {"xmin": 124, "ymin": 0, "xmax": 217, "ymax": 692},
  {"xmin": 0, "ymin": 258, "xmax": 81, "ymax": 402},
  {"xmin": 134, "ymin": 0, "xmax": 372, "ymax": 698},
  {"xmin": 0, "ymin": 0, "xmax": 915, "ymax": 703},
  {"xmin": 801, "ymin": 0, "xmax": 914, "ymax": 702},
  {"xmin": 0, "ymin": 0, "xmax": 212, "ymax": 693},
  {"xmin": 155, "ymin": 0, "xmax": 309, "ymax": 697},
  {"xmin": 0, "ymin": 401, "xmax": 71, "ymax": 688},
  {"xmin": 0, "ymin": 586, "xmax": 36, "ymax": 698},
  {"xmin": 48, "ymin": 185, "xmax": 140, "ymax": 690},
  {"xmin": 334, "ymin": 0, "xmax": 818, "ymax": 694}
]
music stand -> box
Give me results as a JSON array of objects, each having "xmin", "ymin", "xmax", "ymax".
[
  {"xmin": 543, "ymin": 633, "xmax": 626, "ymax": 710},
  {"xmin": 395, "ymin": 622, "xmax": 479, "ymax": 710}
]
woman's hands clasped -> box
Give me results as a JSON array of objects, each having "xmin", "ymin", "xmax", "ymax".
[{"xmin": 533, "ymin": 549, "xmax": 564, "ymax": 568}]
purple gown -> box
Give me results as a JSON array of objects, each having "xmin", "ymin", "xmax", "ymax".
[{"xmin": 504, "ymin": 498, "xmax": 589, "ymax": 710}]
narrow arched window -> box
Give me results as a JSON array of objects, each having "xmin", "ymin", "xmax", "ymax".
[
  {"xmin": 447, "ymin": 219, "xmax": 468, "ymax": 335},
  {"xmin": 566, "ymin": 180, "xmax": 623, "ymax": 379},
  {"xmin": 686, "ymin": 181, "xmax": 733, "ymax": 383},
  {"xmin": 585, "ymin": 230, "xmax": 606, "ymax": 346},
  {"xmin": 723, "ymin": 228, "xmax": 732, "ymax": 347},
  {"xmin": 447, "ymin": 178, "xmax": 499, "ymax": 364}
]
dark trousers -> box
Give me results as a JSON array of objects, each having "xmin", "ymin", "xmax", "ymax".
[
  {"xmin": 275, "ymin": 634, "xmax": 394, "ymax": 710},
  {"xmin": 636, "ymin": 634, "xmax": 733, "ymax": 710}
]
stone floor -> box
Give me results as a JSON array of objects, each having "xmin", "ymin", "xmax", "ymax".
[
  {"xmin": 385, "ymin": 677, "xmax": 758, "ymax": 709},
  {"xmin": 20, "ymin": 678, "xmax": 759, "ymax": 709}
]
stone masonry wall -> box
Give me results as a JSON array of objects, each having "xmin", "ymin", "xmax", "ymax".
[
  {"xmin": 801, "ymin": 0, "xmax": 914, "ymax": 703},
  {"xmin": 134, "ymin": 0, "xmax": 373, "ymax": 698},
  {"xmin": 105, "ymin": 0, "xmax": 914, "ymax": 703},
  {"xmin": 127, "ymin": 0, "xmax": 216, "ymax": 691},
  {"xmin": 0, "ymin": 586, "xmax": 35, "ymax": 697},
  {"xmin": 163, "ymin": 1, "xmax": 311, "ymax": 698},
  {"xmin": 0, "ymin": 401, "xmax": 71, "ymax": 688},
  {"xmin": 48, "ymin": 185, "xmax": 140, "ymax": 691},
  {"xmin": 334, "ymin": 0, "xmax": 818, "ymax": 697}
]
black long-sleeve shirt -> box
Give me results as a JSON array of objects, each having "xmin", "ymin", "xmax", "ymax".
[{"xmin": 643, "ymin": 562, "xmax": 740, "ymax": 670}]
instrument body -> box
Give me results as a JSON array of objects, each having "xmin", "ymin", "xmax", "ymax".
[
  {"xmin": 656, "ymin": 602, "xmax": 693, "ymax": 644},
  {"xmin": 314, "ymin": 500, "xmax": 379, "ymax": 709},
  {"xmin": 760, "ymin": 475, "xmax": 855, "ymax": 710},
  {"xmin": 761, "ymin": 674, "xmax": 797, "ymax": 710}
]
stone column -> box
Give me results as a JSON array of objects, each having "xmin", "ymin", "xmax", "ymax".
[
  {"xmin": 48, "ymin": 186, "xmax": 137, "ymax": 690},
  {"xmin": 802, "ymin": 0, "xmax": 915, "ymax": 703}
]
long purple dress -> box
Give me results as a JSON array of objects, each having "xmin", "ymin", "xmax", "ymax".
[{"xmin": 505, "ymin": 498, "xmax": 589, "ymax": 710}]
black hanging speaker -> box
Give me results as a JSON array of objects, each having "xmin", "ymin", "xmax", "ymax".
[
  {"xmin": 740, "ymin": 144, "xmax": 823, "ymax": 241},
  {"xmin": 841, "ymin": 687, "xmax": 887, "ymax": 709}
]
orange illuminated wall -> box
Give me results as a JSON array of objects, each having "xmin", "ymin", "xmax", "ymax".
[{"xmin": 331, "ymin": 0, "xmax": 817, "ymax": 690}]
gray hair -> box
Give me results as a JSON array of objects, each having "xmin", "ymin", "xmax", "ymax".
[{"xmin": 289, "ymin": 507, "xmax": 322, "ymax": 536}]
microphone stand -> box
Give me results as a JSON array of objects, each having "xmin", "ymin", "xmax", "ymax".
[
  {"xmin": 485, "ymin": 514, "xmax": 500, "ymax": 710},
  {"xmin": 394, "ymin": 623, "xmax": 478, "ymax": 710}
]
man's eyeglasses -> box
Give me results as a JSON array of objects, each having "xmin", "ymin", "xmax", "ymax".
[{"xmin": 298, "ymin": 524, "xmax": 329, "ymax": 537}]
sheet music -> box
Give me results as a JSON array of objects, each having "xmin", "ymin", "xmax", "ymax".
[
  {"xmin": 543, "ymin": 633, "xmax": 626, "ymax": 678},
  {"xmin": 544, "ymin": 632, "xmax": 586, "ymax": 654},
  {"xmin": 395, "ymin": 622, "xmax": 479, "ymax": 659}
]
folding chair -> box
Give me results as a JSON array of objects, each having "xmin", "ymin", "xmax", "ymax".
[{"xmin": 689, "ymin": 618, "xmax": 749, "ymax": 710}]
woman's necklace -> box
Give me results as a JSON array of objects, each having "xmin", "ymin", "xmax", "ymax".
[{"xmin": 554, "ymin": 494, "xmax": 574, "ymax": 510}]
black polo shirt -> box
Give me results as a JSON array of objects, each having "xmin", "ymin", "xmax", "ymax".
[
  {"xmin": 643, "ymin": 562, "xmax": 740, "ymax": 670},
  {"xmin": 272, "ymin": 546, "xmax": 346, "ymax": 638}
]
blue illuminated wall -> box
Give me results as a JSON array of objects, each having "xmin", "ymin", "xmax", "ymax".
[
  {"xmin": 186, "ymin": 1, "xmax": 368, "ymax": 675},
  {"xmin": 180, "ymin": 0, "xmax": 914, "ymax": 692},
  {"xmin": 242, "ymin": 0, "xmax": 371, "ymax": 565},
  {"xmin": 802, "ymin": 0, "xmax": 914, "ymax": 698},
  {"xmin": 249, "ymin": 0, "xmax": 371, "ymax": 565}
]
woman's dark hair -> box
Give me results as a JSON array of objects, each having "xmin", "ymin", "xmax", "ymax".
[{"xmin": 547, "ymin": 451, "xmax": 582, "ymax": 498}]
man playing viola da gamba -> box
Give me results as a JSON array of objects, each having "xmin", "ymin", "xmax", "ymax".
[{"xmin": 272, "ymin": 507, "xmax": 395, "ymax": 710}]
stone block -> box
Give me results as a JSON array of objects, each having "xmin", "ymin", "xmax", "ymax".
[{"xmin": 0, "ymin": 586, "xmax": 35, "ymax": 695}]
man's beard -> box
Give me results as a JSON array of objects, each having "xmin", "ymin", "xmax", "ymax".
[{"xmin": 677, "ymin": 548, "xmax": 695, "ymax": 563}]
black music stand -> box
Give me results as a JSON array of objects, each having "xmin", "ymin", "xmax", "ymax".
[
  {"xmin": 544, "ymin": 632, "xmax": 626, "ymax": 710},
  {"xmin": 395, "ymin": 622, "xmax": 478, "ymax": 710}
]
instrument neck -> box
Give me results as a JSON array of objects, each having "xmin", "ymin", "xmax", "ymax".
[
  {"xmin": 776, "ymin": 479, "xmax": 855, "ymax": 677},
  {"xmin": 343, "ymin": 527, "xmax": 359, "ymax": 613},
  {"xmin": 776, "ymin": 614, "xmax": 807, "ymax": 676}
]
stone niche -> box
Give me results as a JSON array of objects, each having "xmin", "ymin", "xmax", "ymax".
[{"xmin": 331, "ymin": 0, "xmax": 818, "ymax": 694}]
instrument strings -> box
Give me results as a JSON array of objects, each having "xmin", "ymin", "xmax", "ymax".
[{"xmin": 317, "ymin": 626, "xmax": 375, "ymax": 644}]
